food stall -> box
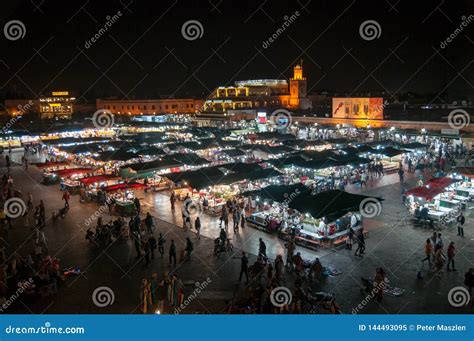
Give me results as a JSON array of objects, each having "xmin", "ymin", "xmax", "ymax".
[
  {"xmin": 279, "ymin": 190, "xmax": 377, "ymax": 249},
  {"xmin": 449, "ymin": 167, "xmax": 474, "ymax": 201},
  {"xmin": 243, "ymin": 183, "xmax": 311, "ymax": 233},
  {"xmin": 78, "ymin": 174, "xmax": 121, "ymax": 201},
  {"xmin": 404, "ymin": 177, "xmax": 461, "ymax": 227},
  {"xmin": 103, "ymin": 183, "xmax": 147, "ymax": 216},
  {"xmin": 163, "ymin": 162, "xmax": 283, "ymax": 216}
]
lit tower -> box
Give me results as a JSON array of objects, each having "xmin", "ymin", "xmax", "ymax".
[{"xmin": 289, "ymin": 60, "xmax": 307, "ymax": 108}]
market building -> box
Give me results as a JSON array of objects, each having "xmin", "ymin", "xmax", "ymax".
[
  {"xmin": 200, "ymin": 63, "xmax": 311, "ymax": 113},
  {"xmin": 96, "ymin": 98, "xmax": 203, "ymax": 115},
  {"xmin": 3, "ymin": 91, "xmax": 76, "ymax": 119}
]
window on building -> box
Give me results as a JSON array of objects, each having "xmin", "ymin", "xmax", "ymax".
[
  {"xmin": 165, "ymin": 105, "xmax": 168, "ymax": 109},
  {"xmin": 132, "ymin": 106, "xmax": 135, "ymax": 110},
  {"xmin": 113, "ymin": 106, "xmax": 115, "ymax": 110},
  {"xmin": 144, "ymin": 105, "xmax": 147, "ymax": 110},
  {"xmin": 152, "ymin": 105, "xmax": 155, "ymax": 110}
]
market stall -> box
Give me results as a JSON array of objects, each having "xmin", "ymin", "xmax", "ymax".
[
  {"xmin": 404, "ymin": 177, "xmax": 461, "ymax": 227},
  {"xmin": 103, "ymin": 183, "xmax": 147, "ymax": 216},
  {"xmin": 279, "ymin": 190, "xmax": 379, "ymax": 249},
  {"xmin": 43, "ymin": 167, "xmax": 93, "ymax": 185}
]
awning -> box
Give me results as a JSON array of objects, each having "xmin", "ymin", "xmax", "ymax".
[
  {"xmin": 450, "ymin": 167, "xmax": 474, "ymax": 179},
  {"xmin": 242, "ymin": 183, "xmax": 311, "ymax": 202},
  {"xmin": 51, "ymin": 167, "xmax": 93, "ymax": 178},
  {"xmin": 289, "ymin": 189, "xmax": 383, "ymax": 221},
  {"xmin": 405, "ymin": 177, "xmax": 461, "ymax": 200},
  {"xmin": 79, "ymin": 175, "xmax": 120, "ymax": 185},
  {"xmin": 103, "ymin": 182, "xmax": 147, "ymax": 192},
  {"xmin": 163, "ymin": 163, "xmax": 282, "ymax": 190}
]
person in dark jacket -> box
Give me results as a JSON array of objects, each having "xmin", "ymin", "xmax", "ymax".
[
  {"xmin": 169, "ymin": 240, "xmax": 177, "ymax": 266},
  {"xmin": 239, "ymin": 251, "xmax": 249, "ymax": 284},
  {"xmin": 185, "ymin": 238, "xmax": 193, "ymax": 259},
  {"xmin": 194, "ymin": 216, "xmax": 201, "ymax": 239},
  {"xmin": 145, "ymin": 212, "xmax": 154, "ymax": 234},
  {"xmin": 158, "ymin": 233, "xmax": 165, "ymax": 256},
  {"xmin": 148, "ymin": 235, "xmax": 157, "ymax": 259},
  {"xmin": 258, "ymin": 238, "xmax": 267, "ymax": 258},
  {"xmin": 457, "ymin": 212, "xmax": 465, "ymax": 237},
  {"xmin": 354, "ymin": 229, "xmax": 365, "ymax": 257}
]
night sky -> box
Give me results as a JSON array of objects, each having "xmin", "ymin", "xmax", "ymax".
[{"xmin": 0, "ymin": 0, "xmax": 472, "ymax": 103}]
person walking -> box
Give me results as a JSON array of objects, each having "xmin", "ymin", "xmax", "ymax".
[
  {"xmin": 457, "ymin": 212, "xmax": 465, "ymax": 237},
  {"xmin": 398, "ymin": 168, "xmax": 404, "ymax": 183},
  {"xmin": 221, "ymin": 206, "xmax": 229, "ymax": 230},
  {"xmin": 434, "ymin": 233, "xmax": 443, "ymax": 253},
  {"xmin": 145, "ymin": 212, "xmax": 154, "ymax": 234},
  {"xmin": 285, "ymin": 238, "xmax": 295, "ymax": 266},
  {"xmin": 346, "ymin": 226, "xmax": 354, "ymax": 250},
  {"xmin": 275, "ymin": 255, "xmax": 284, "ymax": 281},
  {"xmin": 27, "ymin": 192, "xmax": 33, "ymax": 211},
  {"xmin": 169, "ymin": 240, "xmax": 177, "ymax": 266},
  {"xmin": 143, "ymin": 240, "xmax": 151, "ymax": 266},
  {"xmin": 133, "ymin": 232, "xmax": 141, "ymax": 259},
  {"xmin": 185, "ymin": 238, "xmax": 193, "ymax": 260},
  {"xmin": 170, "ymin": 192, "xmax": 176, "ymax": 211},
  {"xmin": 446, "ymin": 242, "xmax": 456, "ymax": 271},
  {"xmin": 134, "ymin": 197, "xmax": 141, "ymax": 214},
  {"xmin": 354, "ymin": 229, "xmax": 365, "ymax": 256},
  {"xmin": 421, "ymin": 238, "xmax": 432, "ymax": 265},
  {"xmin": 233, "ymin": 208, "xmax": 240, "ymax": 232},
  {"xmin": 62, "ymin": 191, "xmax": 70, "ymax": 209},
  {"xmin": 258, "ymin": 238, "xmax": 267, "ymax": 258},
  {"xmin": 148, "ymin": 234, "xmax": 157, "ymax": 260},
  {"xmin": 239, "ymin": 251, "xmax": 249, "ymax": 284},
  {"xmin": 194, "ymin": 216, "xmax": 201, "ymax": 239},
  {"xmin": 433, "ymin": 248, "xmax": 445, "ymax": 276},
  {"xmin": 158, "ymin": 233, "xmax": 165, "ymax": 256}
]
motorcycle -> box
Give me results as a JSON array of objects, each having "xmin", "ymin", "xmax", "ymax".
[{"xmin": 214, "ymin": 238, "xmax": 233, "ymax": 255}]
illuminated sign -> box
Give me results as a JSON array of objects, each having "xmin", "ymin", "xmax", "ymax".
[
  {"xmin": 332, "ymin": 98, "xmax": 384, "ymax": 120},
  {"xmin": 49, "ymin": 103, "xmax": 61, "ymax": 107},
  {"xmin": 52, "ymin": 91, "xmax": 69, "ymax": 96}
]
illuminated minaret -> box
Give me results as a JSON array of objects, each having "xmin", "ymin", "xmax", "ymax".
[{"xmin": 289, "ymin": 60, "xmax": 307, "ymax": 108}]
